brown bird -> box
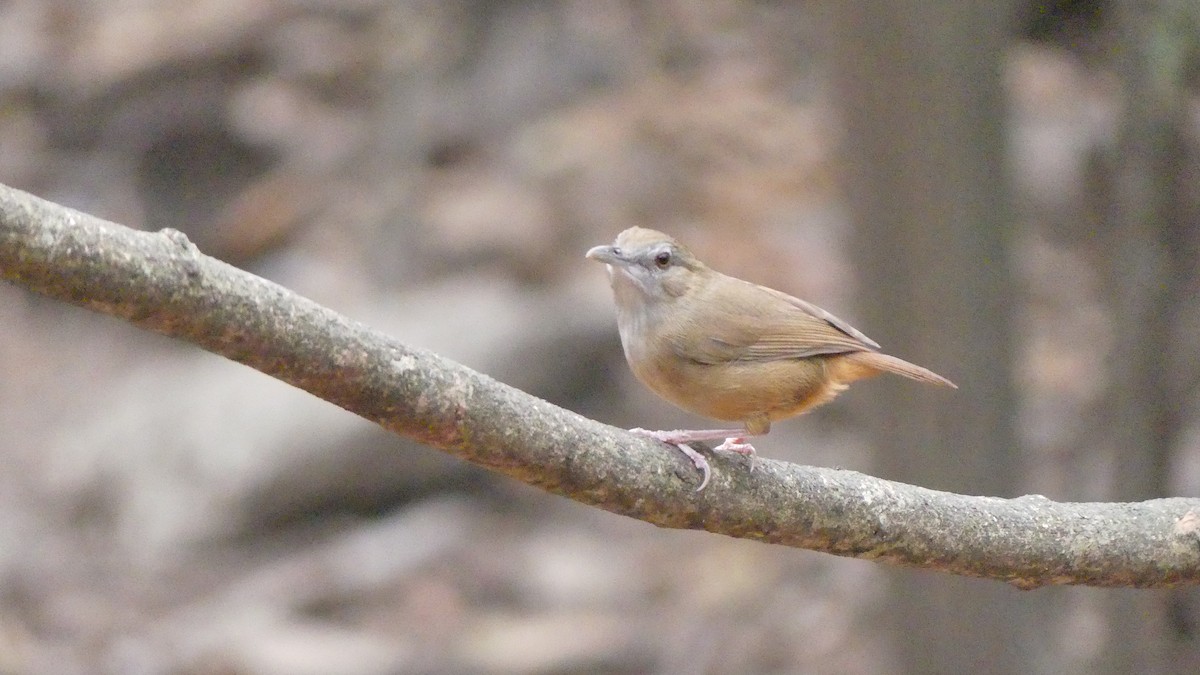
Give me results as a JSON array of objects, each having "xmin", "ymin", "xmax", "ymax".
[{"xmin": 587, "ymin": 226, "xmax": 955, "ymax": 489}]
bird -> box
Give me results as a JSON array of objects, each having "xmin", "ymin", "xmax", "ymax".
[{"xmin": 587, "ymin": 226, "xmax": 956, "ymax": 490}]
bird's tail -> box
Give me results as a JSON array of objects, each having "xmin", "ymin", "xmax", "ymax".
[{"xmin": 838, "ymin": 351, "xmax": 957, "ymax": 388}]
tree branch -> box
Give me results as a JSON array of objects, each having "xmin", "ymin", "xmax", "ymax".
[{"xmin": 1, "ymin": 182, "xmax": 1197, "ymax": 589}]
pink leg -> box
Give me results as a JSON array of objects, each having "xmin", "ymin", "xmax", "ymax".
[
  {"xmin": 629, "ymin": 427, "xmax": 760, "ymax": 490},
  {"xmin": 630, "ymin": 428, "xmax": 759, "ymax": 456},
  {"xmin": 629, "ymin": 427, "xmax": 751, "ymax": 447}
]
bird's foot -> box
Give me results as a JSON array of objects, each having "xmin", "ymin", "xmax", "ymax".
[
  {"xmin": 629, "ymin": 428, "xmax": 761, "ymax": 488},
  {"xmin": 714, "ymin": 437, "xmax": 759, "ymax": 471},
  {"xmin": 629, "ymin": 428, "xmax": 714, "ymax": 490},
  {"xmin": 714, "ymin": 437, "xmax": 756, "ymax": 456}
]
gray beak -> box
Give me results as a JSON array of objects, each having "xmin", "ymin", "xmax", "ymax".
[{"xmin": 585, "ymin": 245, "xmax": 625, "ymax": 266}]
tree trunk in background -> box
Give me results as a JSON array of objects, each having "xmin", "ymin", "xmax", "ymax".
[
  {"xmin": 1097, "ymin": 2, "xmax": 1200, "ymax": 673},
  {"xmin": 829, "ymin": 2, "xmax": 1035, "ymax": 672}
]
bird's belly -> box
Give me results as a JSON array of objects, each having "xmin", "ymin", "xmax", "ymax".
[{"xmin": 631, "ymin": 356, "xmax": 837, "ymax": 423}]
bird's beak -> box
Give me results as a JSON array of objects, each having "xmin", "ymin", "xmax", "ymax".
[{"xmin": 585, "ymin": 244, "xmax": 625, "ymax": 266}]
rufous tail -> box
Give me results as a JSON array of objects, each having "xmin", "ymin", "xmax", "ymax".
[{"xmin": 839, "ymin": 351, "xmax": 957, "ymax": 388}]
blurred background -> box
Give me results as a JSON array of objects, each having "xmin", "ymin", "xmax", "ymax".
[{"xmin": 1, "ymin": 0, "xmax": 1198, "ymax": 673}]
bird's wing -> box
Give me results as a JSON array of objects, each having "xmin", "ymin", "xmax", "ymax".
[
  {"xmin": 678, "ymin": 277, "xmax": 879, "ymax": 365},
  {"xmin": 758, "ymin": 285, "xmax": 880, "ymax": 349}
]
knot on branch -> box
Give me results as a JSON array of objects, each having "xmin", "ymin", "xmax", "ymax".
[{"xmin": 1175, "ymin": 510, "xmax": 1200, "ymax": 550}]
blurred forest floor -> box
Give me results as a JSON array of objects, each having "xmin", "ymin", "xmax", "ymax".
[{"xmin": 0, "ymin": 1, "xmax": 1196, "ymax": 673}]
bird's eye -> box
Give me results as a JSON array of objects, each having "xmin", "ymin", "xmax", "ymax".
[{"xmin": 654, "ymin": 251, "xmax": 671, "ymax": 268}]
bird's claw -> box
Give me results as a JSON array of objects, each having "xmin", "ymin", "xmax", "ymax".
[
  {"xmin": 629, "ymin": 428, "xmax": 711, "ymax": 490},
  {"xmin": 715, "ymin": 437, "xmax": 759, "ymax": 472},
  {"xmin": 674, "ymin": 443, "xmax": 711, "ymax": 491}
]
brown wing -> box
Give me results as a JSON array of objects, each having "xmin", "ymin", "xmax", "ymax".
[
  {"xmin": 755, "ymin": 284, "xmax": 880, "ymax": 349},
  {"xmin": 675, "ymin": 275, "xmax": 879, "ymax": 365}
]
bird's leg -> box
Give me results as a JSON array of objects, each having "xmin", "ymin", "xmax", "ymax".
[
  {"xmin": 629, "ymin": 425, "xmax": 765, "ymax": 489},
  {"xmin": 628, "ymin": 427, "xmax": 762, "ymax": 456},
  {"xmin": 630, "ymin": 428, "xmax": 749, "ymax": 490},
  {"xmin": 629, "ymin": 427, "xmax": 748, "ymax": 446}
]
